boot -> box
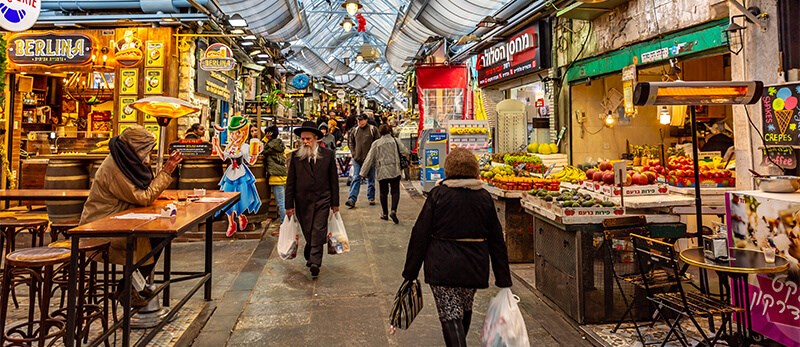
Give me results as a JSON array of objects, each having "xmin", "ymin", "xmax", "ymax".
[
  {"xmin": 440, "ymin": 319, "xmax": 467, "ymax": 347},
  {"xmin": 226, "ymin": 211, "xmax": 237, "ymax": 237},
  {"xmin": 238, "ymin": 213, "xmax": 248, "ymax": 232},
  {"xmin": 462, "ymin": 311, "xmax": 472, "ymax": 335}
]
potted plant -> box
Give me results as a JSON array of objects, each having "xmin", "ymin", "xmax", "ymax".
[{"xmin": 261, "ymin": 89, "xmax": 282, "ymax": 114}]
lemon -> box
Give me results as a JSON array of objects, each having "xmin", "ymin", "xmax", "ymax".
[
  {"xmin": 527, "ymin": 143, "xmax": 539, "ymax": 153},
  {"xmin": 549, "ymin": 143, "xmax": 559, "ymax": 154}
]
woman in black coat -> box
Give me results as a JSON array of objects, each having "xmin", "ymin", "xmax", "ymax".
[{"xmin": 402, "ymin": 148, "xmax": 512, "ymax": 346}]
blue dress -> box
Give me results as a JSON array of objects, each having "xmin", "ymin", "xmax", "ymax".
[{"xmin": 218, "ymin": 143, "xmax": 262, "ymax": 215}]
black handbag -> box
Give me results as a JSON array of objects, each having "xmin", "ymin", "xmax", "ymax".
[
  {"xmin": 394, "ymin": 139, "xmax": 410, "ymax": 169},
  {"xmin": 389, "ymin": 279, "xmax": 423, "ymax": 330}
]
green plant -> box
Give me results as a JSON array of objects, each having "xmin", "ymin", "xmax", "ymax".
[
  {"xmin": 281, "ymin": 98, "xmax": 295, "ymax": 110},
  {"xmin": 261, "ymin": 89, "xmax": 282, "ymax": 105},
  {"xmin": 0, "ymin": 35, "xmax": 7, "ymax": 102}
]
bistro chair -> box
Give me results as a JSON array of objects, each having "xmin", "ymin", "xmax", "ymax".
[
  {"xmin": 631, "ymin": 234, "xmax": 742, "ymax": 346},
  {"xmin": 0, "ymin": 219, "xmax": 50, "ymax": 310},
  {"xmin": 48, "ymin": 220, "xmax": 81, "ymax": 242},
  {"xmin": 0, "ymin": 247, "xmax": 71, "ymax": 346}
]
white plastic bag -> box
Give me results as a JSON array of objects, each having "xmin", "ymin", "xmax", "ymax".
[
  {"xmin": 327, "ymin": 212, "xmax": 350, "ymax": 254},
  {"xmin": 277, "ymin": 216, "xmax": 301, "ymax": 260},
  {"xmin": 481, "ymin": 288, "xmax": 530, "ymax": 347}
]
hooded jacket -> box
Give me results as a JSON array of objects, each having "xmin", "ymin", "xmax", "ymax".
[
  {"xmin": 402, "ymin": 179, "xmax": 513, "ymax": 289},
  {"xmin": 263, "ymin": 137, "xmax": 288, "ymax": 177},
  {"xmin": 80, "ymin": 126, "xmax": 174, "ymax": 265},
  {"xmin": 360, "ymin": 134, "xmax": 409, "ymax": 181}
]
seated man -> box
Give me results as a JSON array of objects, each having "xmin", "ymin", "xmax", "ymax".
[{"xmin": 80, "ymin": 125, "xmax": 183, "ymax": 305}]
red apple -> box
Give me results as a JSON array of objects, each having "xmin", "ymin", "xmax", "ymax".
[
  {"xmin": 632, "ymin": 173, "xmax": 648, "ymax": 185},
  {"xmin": 624, "ymin": 174, "xmax": 633, "ymax": 186},
  {"xmin": 603, "ymin": 171, "xmax": 616, "ymax": 185},
  {"xmin": 642, "ymin": 165, "xmax": 651, "ymax": 172},
  {"xmin": 599, "ymin": 161, "xmax": 613, "ymax": 171},
  {"xmin": 593, "ymin": 171, "xmax": 604, "ymax": 182},
  {"xmin": 586, "ymin": 169, "xmax": 596, "ymax": 180},
  {"xmin": 642, "ymin": 171, "xmax": 657, "ymax": 184}
]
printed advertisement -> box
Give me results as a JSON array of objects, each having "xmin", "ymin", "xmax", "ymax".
[
  {"xmin": 119, "ymin": 68, "xmax": 138, "ymax": 95},
  {"xmin": 144, "ymin": 68, "xmax": 163, "ymax": 94},
  {"xmin": 119, "ymin": 96, "xmax": 137, "ymax": 122},
  {"xmin": 145, "ymin": 41, "xmax": 164, "ymax": 67},
  {"xmin": 144, "ymin": 123, "xmax": 160, "ymax": 149},
  {"xmin": 726, "ymin": 191, "xmax": 800, "ymax": 346}
]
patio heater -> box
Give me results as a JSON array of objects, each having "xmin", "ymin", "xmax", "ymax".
[
  {"xmin": 633, "ymin": 81, "xmax": 762, "ymax": 242},
  {"xmin": 130, "ymin": 96, "xmax": 201, "ymax": 172}
]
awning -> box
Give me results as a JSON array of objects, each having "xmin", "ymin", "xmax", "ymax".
[
  {"xmin": 414, "ymin": 0, "xmax": 510, "ymax": 39},
  {"xmin": 288, "ymin": 47, "xmax": 332, "ymax": 77},
  {"xmin": 348, "ymin": 75, "xmax": 370, "ymax": 89},
  {"xmin": 217, "ymin": 0, "xmax": 310, "ymax": 42},
  {"xmin": 385, "ymin": 1, "xmax": 435, "ymax": 72},
  {"xmin": 327, "ymin": 58, "xmax": 353, "ymax": 77}
]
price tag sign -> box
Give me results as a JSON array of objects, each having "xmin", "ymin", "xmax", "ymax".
[
  {"xmin": 613, "ymin": 162, "xmax": 627, "ymax": 185},
  {"xmin": 168, "ymin": 141, "xmax": 213, "ymax": 156},
  {"xmin": 762, "ymin": 147, "xmax": 797, "ymax": 169}
]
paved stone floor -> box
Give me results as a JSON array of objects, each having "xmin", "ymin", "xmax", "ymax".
[{"xmin": 190, "ymin": 180, "xmax": 592, "ymax": 347}]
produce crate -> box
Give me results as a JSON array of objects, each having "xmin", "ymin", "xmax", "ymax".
[{"xmin": 667, "ymin": 175, "xmax": 736, "ymax": 188}]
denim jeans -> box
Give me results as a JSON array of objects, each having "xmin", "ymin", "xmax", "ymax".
[
  {"xmin": 348, "ymin": 160, "xmax": 375, "ymax": 203},
  {"xmin": 271, "ymin": 184, "xmax": 286, "ymax": 223}
]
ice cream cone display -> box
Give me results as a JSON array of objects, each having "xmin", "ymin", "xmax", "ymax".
[{"xmin": 775, "ymin": 109, "xmax": 793, "ymax": 134}]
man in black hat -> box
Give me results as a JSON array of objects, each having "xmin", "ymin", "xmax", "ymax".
[
  {"xmin": 286, "ymin": 121, "xmax": 340, "ymax": 278},
  {"xmin": 346, "ymin": 113, "xmax": 380, "ymax": 208}
]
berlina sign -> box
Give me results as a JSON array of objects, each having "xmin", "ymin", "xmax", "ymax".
[
  {"xmin": 476, "ymin": 21, "xmax": 548, "ymax": 87},
  {"xmin": 200, "ymin": 43, "xmax": 236, "ymax": 72},
  {"xmin": 0, "ymin": 0, "xmax": 41, "ymax": 32},
  {"xmin": 7, "ymin": 33, "xmax": 94, "ymax": 65}
]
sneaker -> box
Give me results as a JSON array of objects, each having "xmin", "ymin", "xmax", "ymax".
[
  {"xmin": 369, "ymin": 200, "xmax": 376, "ymax": 206},
  {"xmin": 310, "ymin": 264, "xmax": 320, "ymax": 279},
  {"xmin": 390, "ymin": 212, "xmax": 399, "ymax": 224},
  {"xmin": 345, "ymin": 200, "xmax": 355, "ymax": 208},
  {"xmin": 380, "ymin": 215, "xmax": 388, "ymax": 221}
]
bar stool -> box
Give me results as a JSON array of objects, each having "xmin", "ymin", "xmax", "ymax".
[
  {"xmin": 49, "ymin": 239, "xmax": 111, "ymax": 345},
  {"xmin": 48, "ymin": 221, "xmax": 80, "ymax": 243},
  {"xmin": 0, "ymin": 219, "xmax": 49, "ymax": 310},
  {"xmin": 0, "ymin": 247, "xmax": 70, "ymax": 346}
]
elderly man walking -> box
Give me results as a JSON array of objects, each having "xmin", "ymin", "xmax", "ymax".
[
  {"xmin": 286, "ymin": 121, "xmax": 340, "ymax": 278},
  {"xmin": 346, "ymin": 113, "xmax": 379, "ymax": 208}
]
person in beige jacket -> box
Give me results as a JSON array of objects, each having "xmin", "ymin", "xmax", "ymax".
[{"xmin": 80, "ymin": 126, "xmax": 183, "ymax": 300}]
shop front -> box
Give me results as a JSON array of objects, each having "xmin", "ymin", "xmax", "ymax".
[{"xmin": 3, "ymin": 27, "xmax": 177, "ymax": 202}]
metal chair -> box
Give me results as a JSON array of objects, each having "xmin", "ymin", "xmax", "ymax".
[{"xmin": 631, "ymin": 234, "xmax": 742, "ymax": 346}]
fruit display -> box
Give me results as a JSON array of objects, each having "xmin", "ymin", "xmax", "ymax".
[
  {"xmin": 631, "ymin": 145, "xmax": 659, "ymax": 166},
  {"xmin": 582, "ymin": 160, "xmax": 668, "ymax": 196},
  {"xmin": 550, "ymin": 166, "xmax": 587, "ymax": 183},
  {"xmin": 526, "ymin": 188, "xmax": 625, "ymax": 216},
  {"xmin": 527, "ymin": 142, "xmax": 560, "ymax": 155},
  {"xmin": 480, "ymin": 165, "xmax": 559, "ymax": 191},
  {"xmin": 450, "ymin": 126, "xmax": 489, "ymax": 135},
  {"xmin": 666, "ymin": 155, "xmax": 735, "ymax": 187}
]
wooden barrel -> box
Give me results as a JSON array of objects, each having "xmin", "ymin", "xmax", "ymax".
[
  {"xmin": 89, "ymin": 158, "xmax": 105, "ymax": 187},
  {"xmin": 44, "ymin": 159, "xmax": 90, "ymax": 222},
  {"xmin": 178, "ymin": 158, "xmax": 223, "ymax": 190}
]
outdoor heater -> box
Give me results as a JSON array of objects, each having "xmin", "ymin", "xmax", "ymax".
[
  {"xmin": 633, "ymin": 81, "xmax": 763, "ymax": 243},
  {"xmin": 130, "ymin": 96, "xmax": 201, "ymax": 172}
]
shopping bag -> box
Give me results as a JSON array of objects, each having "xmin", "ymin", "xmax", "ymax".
[
  {"xmin": 389, "ymin": 279, "xmax": 423, "ymax": 330},
  {"xmin": 327, "ymin": 212, "xmax": 350, "ymax": 254},
  {"xmin": 480, "ymin": 288, "xmax": 530, "ymax": 347},
  {"xmin": 277, "ymin": 216, "xmax": 300, "ymax": 260}
]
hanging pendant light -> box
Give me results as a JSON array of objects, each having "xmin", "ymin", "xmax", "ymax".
[
  {"xmin": 374, "ymin": 64, "xmax": 382, "ymax": 72},
  {"xmin": 342, "ymin": 0, "xmax": 362, "ymax": 16},
  {"xmin": 356, "ymin": 54, "xmax": 364, "ymax": 62},
  {"xmin": 340, "ymin": 16, "xmax": 354, "ymax": 32}
]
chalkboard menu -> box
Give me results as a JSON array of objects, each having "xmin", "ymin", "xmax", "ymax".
[
  {"xmin": 762, "ymin": 82, "xmax": 800, "ymax": 145},
  {"xmin": 168, "ymin": 140, "xmax": 212, "ymax": 156},
  {"xmin": 762, "ymin": 147, "xmax": 797, "ymax": 169}
]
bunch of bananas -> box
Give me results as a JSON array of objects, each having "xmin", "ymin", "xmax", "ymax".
[
  {"xmin": 698, "ymin": 156, "xmax": 729, "ymax": 170},
  {"xmin": 450, "ymin": 127, "xmax": 489, "ymax": 135},
  {"xmin": 549, "ymin": 166, "xmax": 587, "ymax": 183}
]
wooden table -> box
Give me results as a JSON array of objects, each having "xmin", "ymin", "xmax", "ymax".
[
  {"xmin": 63, "ymin": 191, "xmax": 240, "ymax": 347},
  {"xmin": 679, "ymin": 248, "xmax": 789, "ymax": 344}
]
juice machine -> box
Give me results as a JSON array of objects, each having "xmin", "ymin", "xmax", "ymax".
[{"xmin": 419, "ymin": 128, "xmax": 448, "ymax": 193}]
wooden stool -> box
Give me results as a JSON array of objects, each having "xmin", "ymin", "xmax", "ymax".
[
  {"xmin": 0, "ymin": 247, "xmax": 70, "ymax": 346},
  {"xmin": 0, "ymin": 219, "xmax": 50, "ymax": 256},
  {"xmin": 48, "ymin": 221, "xmax": 80, "ymax": 243},
  {"xmin": 49, "ymin": 239, "xmax": 111, "ymax": 345}
]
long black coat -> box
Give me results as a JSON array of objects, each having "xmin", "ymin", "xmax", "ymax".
[
  {"xmin": 402, "ymin": 179, "xmax": 512, "ymax": 289},
  {"xmin": 285, "ymin": 147, "xmax": 340, "ymax": 246}
]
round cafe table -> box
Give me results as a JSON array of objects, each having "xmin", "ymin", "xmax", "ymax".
[{"xmin": 679, "ymin": 247, "xmax": 789, "ymax": 345}]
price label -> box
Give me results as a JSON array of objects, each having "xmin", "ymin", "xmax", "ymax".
[{"xmin": 762, "ymin": 147, "xmax": 797, "ymax": 169}]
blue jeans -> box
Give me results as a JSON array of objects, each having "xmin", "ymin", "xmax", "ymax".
[
  {"xmin": 271, "ymin": 185, "xmax": 286, "ymax": 223},
  {"xmin": 348, "ymin": 160, "xmax": 375, "ymax": 203}
]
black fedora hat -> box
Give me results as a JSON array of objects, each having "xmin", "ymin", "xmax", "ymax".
[{"xmin": 293, "ymin": 121, "xmax": 323, "ymax": 138}]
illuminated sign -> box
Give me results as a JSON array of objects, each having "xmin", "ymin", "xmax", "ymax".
[
  {"xmin": 200, "ymin": 43, "xmax": 236, "ymax": 71},
  {"xmin": 476, "ymin": 21, "xmax": 549, "ymax": 87},
  {"xmin": 115, "ymin": 29, "xmax": 143, "ymax": 67},
  {"xmin": 0, "ymin": 0, "xmax": 40, "ymax": 32},
  {"xmin": 7, "ymin": 33, "xmax": 93, "ymax": 65}
]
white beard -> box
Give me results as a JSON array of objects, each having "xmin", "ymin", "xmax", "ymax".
[{"xmin": 297, "ymin": 142, "xmax": 320, "ymax": 162}]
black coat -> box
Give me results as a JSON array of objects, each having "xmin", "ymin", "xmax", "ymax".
[
  {"xmin": 402, "ymin": 180, "xmax": 513, "ymax": 288},
  {"xmin": 285, "ymin": 147, "xmax": 340, "ymax": 246}
]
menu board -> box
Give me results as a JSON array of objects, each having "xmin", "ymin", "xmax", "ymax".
[
  {"xmin": 144, "ymin": 123, "xmax": 160, "ymax": 149},
  {"xmin": 762, "ymin": 82, "xmax": 800, "ymax": 146},
  {"xmin": 120, "ymin": 68, "xmax": 138, "ymax": 95},
  {"xmin": 145, "ymin": 41, "xmax": 164, "ymax": 67},
  {"xmin": 118, "ymin": 122, "xmax": 136, "ymax": 135},
  {"xmin": 144, "ymin": 68, "xmax": 163, "ymax": 94},
  {"xmin": 762, "ymin": 147, "xmax": 797, "ymax": 169},
  {"xmin": 119, "ymin": 96, "xmax": 138, "ymax": 122}
]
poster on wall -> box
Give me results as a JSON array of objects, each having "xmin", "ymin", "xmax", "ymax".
[
  {"xmin": 118, "ymin": 122, "xmax": 136, "ymax": 136},
  {"xmin": 726, "ymin": 191, "xmax": 800, "ymax": 346},
  {"xmin": 145, "ymin": 41, "xmax": 164, "ymax": 67},
  {"xmin": 761, "ymin": 82, "xmax": 800, "ymax": 146},
  {"xmin": 119, "ymin": 96, "xmax": 138, "ymax": 122},
  {"xmin": 115, "ymin": 29, "xmax": 143, "ymax": 67},
  {"xmin": 144, "ymin": 68, "xmax": 163, "ymax": 94},
  {"xmin": 144, "ymin": 123, "xmax": 160, "ymax": 149},
  {"xmin": 119, "ymin": 69, "xmax": 138, "ymax": 95}
]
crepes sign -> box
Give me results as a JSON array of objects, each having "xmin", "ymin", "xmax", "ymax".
[
  {"xmin": 7, "ymin": 33, "xmax": 93, "ymax": 65},
  {"xmin": 200, "ymin": 43, "xmax": 236, "ymax": 71}
]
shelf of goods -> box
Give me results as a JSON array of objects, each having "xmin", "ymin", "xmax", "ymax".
[{"xmin": 448, "ymin": 120, "xmax": 489, "ymax": 153}]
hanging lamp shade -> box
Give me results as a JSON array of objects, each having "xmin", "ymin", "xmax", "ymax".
[
  {"xmin": 340, "ymin": 16, "xmax": 354, "ymax": 32},
  {"xmin": 342, "ymin": 0, "xmax": 362, "ymax": 16}
]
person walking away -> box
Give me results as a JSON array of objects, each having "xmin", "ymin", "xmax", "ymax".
[
  {"xmin": 184, "ymin": 123, "xmax": 205, "ymax": 140},
  {"xmin": 346, "ymin": 114, "xmax": 379, "ymax": 208},
  {"xmin": 344, "ymin": 111, "xmax": 357, "ymax": 134},
  {"xmin": 360, "ymin": 124, "xmax": 408, "ymax": 223},
  {"xmin": 262, "ymin": 126, "xmax": 287, "ymax": 223},
  {"xmin": 401, "ymin": 148, "xmax": 512, "ymax": 346},
  {"xmin": 285, "ymin": 121, "xmax": 340, "ymax": 278},
  {"xmin": 81, "ymin": 125, "xmax": 184, "ymax": 306},
  {"xmin": 316, "ymin": 112, "xmax": 330, "ymax": 127},
  {"xmin": 328, "ymin": 119, "xmax": 343, "ymax": 147},
  {"xmin": 319, "ymin": 123, "xmax": 337, "ymax": 150}
]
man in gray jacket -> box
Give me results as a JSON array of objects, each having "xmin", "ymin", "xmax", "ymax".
[{"xmin": 346, "ymin": 114, "xmax": 379, "ymax": 208}]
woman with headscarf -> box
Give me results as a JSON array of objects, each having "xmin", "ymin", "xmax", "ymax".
[
  {"xmin": 401, "ymin": 148, "xmax": 512, "ymax": 346},
  {"xmin": 318, "ymin": 123, "xmax": 337, "ymax": 150},
  {"xmin": 81, "ymin": 125, "xmax": 184, "ymax": 306},
  {"xmin": 262, "ymin": 125, "xmax": 287, "ymax": 223}
]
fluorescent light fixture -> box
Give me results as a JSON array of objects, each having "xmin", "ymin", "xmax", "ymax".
[
  {"xmin": 231, "ymin": 29, "xmax": 245, "ymax": 35},
  {"xmin": 228, "ymin": 14, "xmax": 247, "ymax": 27},
  {"xmin": 633, "ymin": 81, "xmax": 764, "ymax": 106},
  {"xmin": 242, "ymin": 35, "xmax": 257, "ymax": 40},
  {"xmin": 257, "ymin": 53, "xmax": 270, "ymax": 58},
  {"xmin": 256, "ymin": 60, "xmax": 269, "ymax": 64},
  {"xmin": 249, "ymin": 50, "xmax": 262, "ymax": 56},
  {"xmin": 240, "ymin": 41, "xmax": 254, "ymax": 46}
]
